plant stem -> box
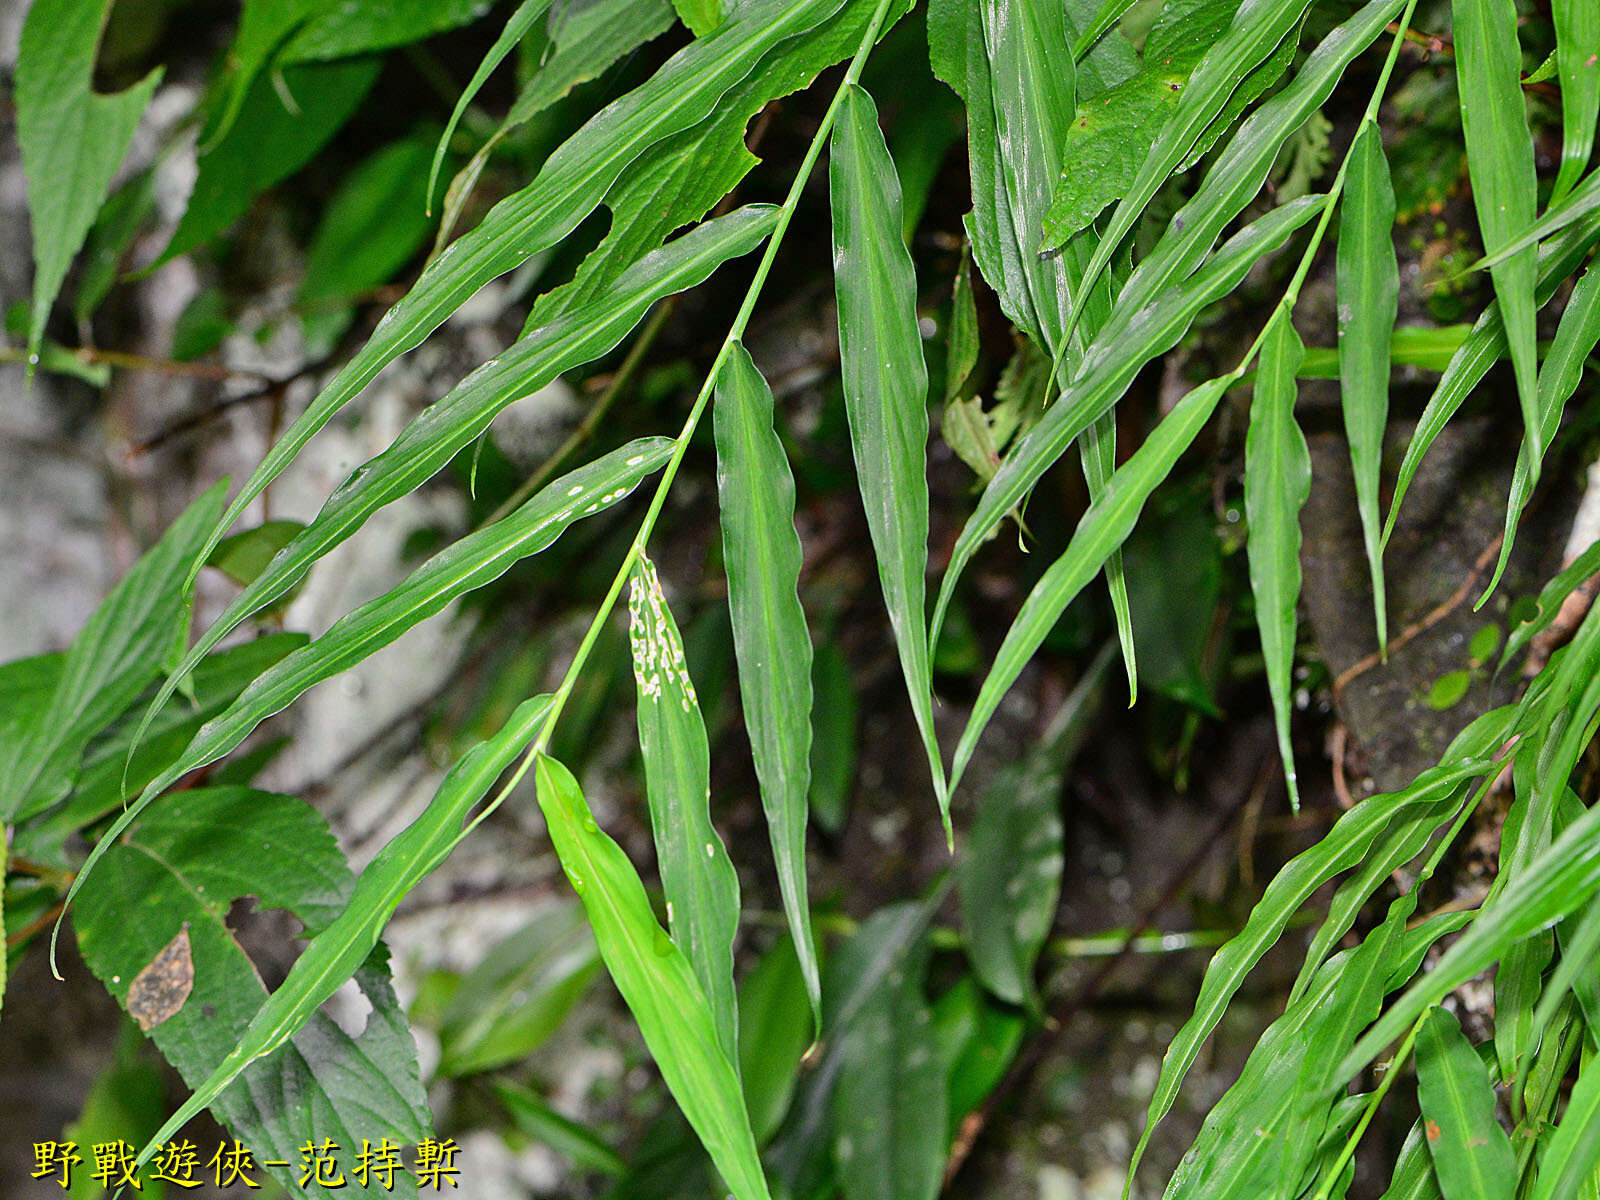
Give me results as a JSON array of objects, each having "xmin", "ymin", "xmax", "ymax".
[{"xmin": 469, "ymin": 0, "xmax": 899, "ymax": 820}]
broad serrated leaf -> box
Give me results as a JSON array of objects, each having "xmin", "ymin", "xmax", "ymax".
[
  {"xmin": 1042, "ymin": 0, "xmax": 1299, "ymax": 247},
  {"xmin": 1416, "ymin": 1007, "xmax": 1517, "ymax": 1200},
  {"xmin": 1337, "ymin": 121, "xmax": 1397, "ymax": 651},
  {"xmin": 15, "ymin": 0, "xmax": 161, "ymax": 367},
  {"xmin": 1066, "ymin": 0, "xmax": 1316, "ymax": 329},
  {"xmin": 629, "ymin": 553, "xmax": 741, "ymax": 1063},
  {"xmin": 1244, "ymin": 313, "xmax": 1309, "ymax": 810},
  {"xmin": 75, "ymin": 786, "xmax": 431, "ymax": 1199},
  {"xmin": 829, "ymin": 83, "xmax": 947, "ymax": 825},
  {"xmin": 0, "ymin": 481, "xmax": 226, "ymax": 823},
  {"xmin": 128, "ymin": 697, "xmax": 554, "ymax": 1180},
  {"xmin": 713, "ymin": 342, "xmax": 821, "ymax": 1022},
  {"xmin": 534, "ymin": 753, "xmax": 771, "ymax": 1200}
]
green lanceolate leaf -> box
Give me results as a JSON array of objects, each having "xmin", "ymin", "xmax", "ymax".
[
  {"xmin": 1341, "ymin": 796, "xmax": 1600, "ymax": 1084},
  {"xmin": 809, "ymin": 641, "xmax": 858, "ymax": 834},
  {"xmin": 1551, "ymin": 0, "xmax": 1600, "ymax": 205},
  {"xmin": 949, "ymin": 374, "xmax": 1233, "ymax": 792},
  {"xmin": 1337, "ymin": 121, "xmax": 1397, "ymax": 652},
  {"xmin": 427, "ymin": 0, "xmax": 555, "ymax": 207},
  {"xmin": 0, "ymin": 482, "xmax": 226, "ymax": 823},
  {"xmin": 932, "ymin": 193, "xmax": 1328, "ymax": 653},
  {"xmin": 76, "ymin": 787, "xmax": 433, "ymax": 1198},
  {"xmin": 1066, "ymin": 0, "xmax": 1314, "ymax": 332},
  {"xmin": 738, "ymin": 936, "xmax": 816, "ymax": 1144},
  {"xmin": 1484, "ymin": 262, "xmax": 1600, "ymax": 599},
  {"xmin": 1123, "ymin": 737, "xmax": 1504, "ymax": 1192},
  {"xmin": 1501, "ymin": 539, "xmax": 1600, "ymax": 674},
  {"xmin": 629, "ymin": 553, "xmax": 742, "ymax": 1064},
  {"xmin": 1042, "ymin": 0, "xmax": 1300, "ymax": 249},
  {"xmin": 59, "ymin": 442, "xmax": 672, "ymax": 957},
  {"xmin": 1453, "ymin": 0, "xmax": 1541, "ymax": 497},
  {"xmin": 958, "ymin": 649, "xmax": 1106, "ymax": 1009},
  {"xmin": 534, "ymin": 753, "xmax": 771, "ymax": 1200},
  {"xmin": 829, "ymin": 84, "xmax": 947, "ymax": 825},
  {"xmin": 1384, "ymin": 210, "xmax": 1600, "ymax": 548},
  {"xmin": 179, "ymin": 0, "xmax": 853, "ymax": 631},
  {"xmin": 1416, "ymin": 1007, "xmax": 1517, "ymax": 1200},
  {"xmin": 494, "ymin": 1079, "xmax": 628, "ymax": 1177},
  {"xmin": 977, "ymin": 0, "xmax": 1138, "ymax": 698},
  {"xmin": 673, "ymin": 0, "xmax": 724, "ymax": 35},
  {"xmin": 832, "ymin": 927, "xmax": 946, "ymax": 1200},
  {"xmin": 1245, "ymin": 313, "xmax": 1310, "ymax": 810},
  {"xmin": 126, "ymin": 696, "xmax": 551, "ymax": 1177},
  {"xmin": 137, "ymin": 205, "xmax": 778, "ymax": 764},
  {"xmin": 713, "ymin": 342, "xmax": 821, "ymax": 1022},
  {"xmin": 160, "ymin": 56, "xmax": 382, "ymax": 266},
  {"xmin": 15, "ymin": 0, "xmax": 161, "ymax": 369},
  {"xmin": 1529, "ymin": 1043, "xmax": 1600, "ymax": 1200}
]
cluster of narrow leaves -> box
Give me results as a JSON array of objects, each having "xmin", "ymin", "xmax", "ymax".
[{"xmin": 7, "ymin": 0, "xmax": 1600, "ymax": 1197}]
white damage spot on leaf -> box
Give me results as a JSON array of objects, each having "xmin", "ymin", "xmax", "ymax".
[{"xmin": 627, "ymin": 556, "xmax": 697, "ymax": 712}]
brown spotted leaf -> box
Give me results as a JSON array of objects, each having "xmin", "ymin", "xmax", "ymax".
[{"xmin": 126, "ymin": 924, "xmax": 193, "ymax": 1031}]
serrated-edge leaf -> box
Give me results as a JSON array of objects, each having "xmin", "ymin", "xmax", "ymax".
[
  {"xmin": 1245, "ymin": 313, "xmax": 1309, "ymax": 810},
  {"xmin": 1065, "ymin": 0, "xmax": 1313, "ymax": 331},
  {"xmin": 15, "ymin": 0, "xmax": 161, "ymax": 366},
  {"xmin": 829, "ymin": 84, "xmax": 948, "ymax": 827},
  {"xmin": 1337, "ymin": 121, "xmax": 1397, "ymax": 651},
  {"xmin": 629, "ymin": 553, "xmax": 741, "ymax": 1064},
  {"xmin": 126, "ymin": 696, "xmax": 553, "ymax": 1177},
  {"xmin": 535, "ymin": 753, "xmax": 771, "ymax": 1200},
  {"xmin": 59, "ymin": 441, "xmax": 672, "ymax": 961},
  {"xmin": 713, "ymin": 342, "xmax": 821, "ymax": 1023},
  {"xmin": 0, "ymin": 481, "xmax": 228, "ymax": 822}
]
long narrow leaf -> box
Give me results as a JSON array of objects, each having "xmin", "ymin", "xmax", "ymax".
[
  {"xmin": 1551, "ymin": 0, "xmax": 1600, "ymax": 205},
  {"xmin": 713, "ymin": 342, "xmax": 821, "ymax": 1022},
  {"xmin": 134, "ymin": 205, "xmax": 778, "ymax": 761},
  {"xmin": 1529, "ymin": 1043, "xmax": 1600, "ymax": 1200},
  {"xmin": 1453, "ymin": 0, "xmax": 1541, "ymax": 493},
  {"xmin": 1416, "ymin": 1007, "xmax": 1517, "ymax": 1200},
  {"xmin": 57, "ymin": 441, "xmax": 672, "ymax": 958},
  {"xmin": 629, "ymin": 554, "xmax": 741, "ymax": 1063},
  {"xmin": 126, "ymin": 695, "xmax": 553, "ymax": 1175},
  {"xmin": 829, "ymin": 84, "xmax": 948, "ymax": 827},
  {"xmin": 1383, "ymin": 210, "xmax": 1600, "ymax": 548},
  {"xmin": 950, "ymin": 374, "xmax": 1233, "ymax": 792},
  {"xmin": 1337, "ymin": 122, "xmax": 1397, "ymax": 651},
  {"xmin": 1245, "ymin": 313, "xmax": 1310, "ymax": 810},
  {"xmin": 535, "ymin": 753, "xmax": 771, "ymax": 1200},
  {"xmin": 932, "ymin": 194, "xmax": 1327, "ymax": 651}
]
